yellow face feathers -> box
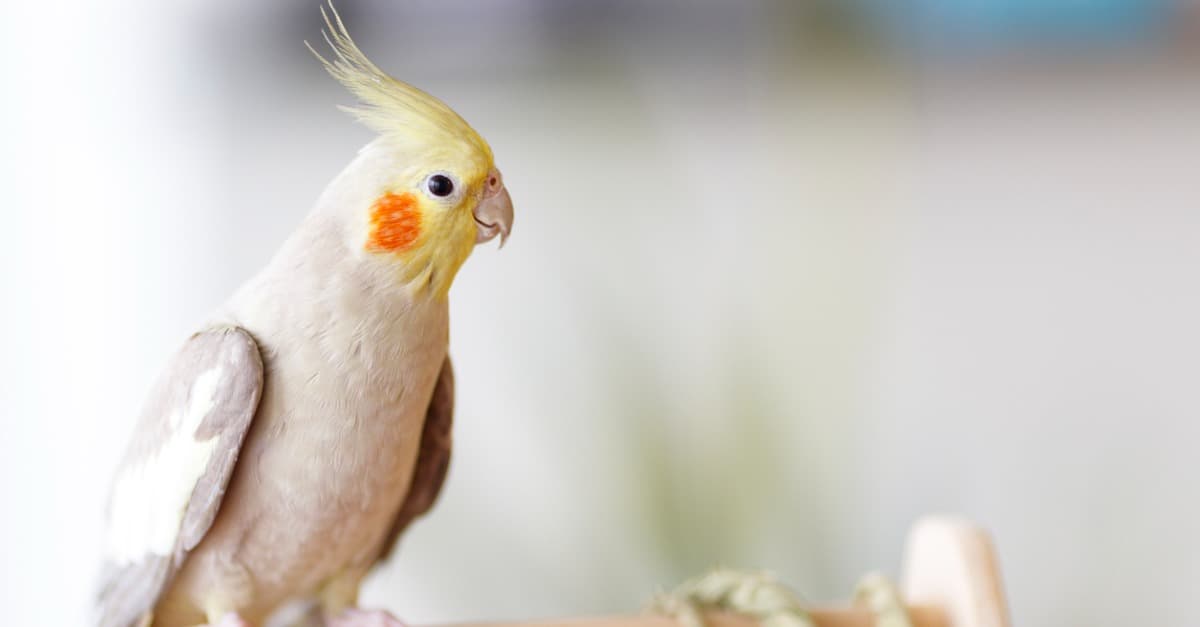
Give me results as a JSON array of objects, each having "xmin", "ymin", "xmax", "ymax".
[
  {"xmin": 362, "ymin": 184, "xmax": 479, "ymax": 299},
  {"xmin": 309, "ymin": 2, "xmax": 500, "ymax": 299}
]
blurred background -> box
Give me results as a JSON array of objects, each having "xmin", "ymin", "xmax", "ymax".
[{"xmin": 2, "ymin": 0, "xmax": 1198, "ymax": 625}]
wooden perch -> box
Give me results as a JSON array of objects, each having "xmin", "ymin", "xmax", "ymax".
[
  {"xmin": 435, "ymin": 607, "xmax": 950, "ymax": 627},
  {"xmin": 437, "ymin": 517, "xmax": 1009, "ymax": 627}
]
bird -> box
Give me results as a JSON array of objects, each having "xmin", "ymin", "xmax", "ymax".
[{"xmin": 94, "ymin": 5, "xmax": 513, "ymax": 626}]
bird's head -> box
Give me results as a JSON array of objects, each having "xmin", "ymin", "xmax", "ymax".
[{"xmin": 310, "ymin": 4, "xmax": 513, "ymax": 299}]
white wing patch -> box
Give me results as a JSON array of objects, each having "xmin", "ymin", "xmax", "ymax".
[{"xmin": 105, "ymin": 366, "xmax": 226, "ymax": 565}]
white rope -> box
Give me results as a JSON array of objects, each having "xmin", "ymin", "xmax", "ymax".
[
  {"xmin": 854, "ymin": 572, "xmax": 912, "ymax": 627},
  {"xmin": 650, "ymin": 568, "xmax": 912, "ymax": 627}
]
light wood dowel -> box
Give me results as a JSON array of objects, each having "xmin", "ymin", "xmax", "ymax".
[{"xmin": 438, "ymin": 606, "xmax": 950, "ymax": 627}]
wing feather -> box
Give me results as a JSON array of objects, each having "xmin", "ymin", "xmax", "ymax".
[
  {"xmin": 375, "ymin": 356, "xmax": 454, "ymax": 561},
  {"xmin": 96, "ymin": 326, "xmax": 264, "ymax": 627}
]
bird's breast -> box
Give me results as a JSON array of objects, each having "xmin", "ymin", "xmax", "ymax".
[{"xmin": 197, "ymin": 292, "xmax": 450, "ymax": 607}]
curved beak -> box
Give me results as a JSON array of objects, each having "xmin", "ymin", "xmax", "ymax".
[{"xmin": 474, "ymin": 168, "xmax": 513, "ymax": 247}]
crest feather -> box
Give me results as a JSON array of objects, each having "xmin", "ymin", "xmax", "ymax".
[{"xmin": 307, "ymin": 2, "xmax": 492, "ymax": 161}]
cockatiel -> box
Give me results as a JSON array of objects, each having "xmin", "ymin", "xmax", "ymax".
[{"xmin": 95, "ymin": 6, "xmax": 513, "ymax": 627}]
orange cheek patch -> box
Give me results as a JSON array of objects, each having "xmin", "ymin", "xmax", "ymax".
[{"xmin": 366, "ymin": 192, "xmax": 421, "ymax": 252}]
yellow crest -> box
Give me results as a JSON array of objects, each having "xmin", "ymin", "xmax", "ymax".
[{"xmin": 307, "ymin": 2, "xmax": 493, "ymax": 169}]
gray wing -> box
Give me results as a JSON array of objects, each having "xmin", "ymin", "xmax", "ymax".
[
  {"xmin": 375, "ymin": 356, "xmax": 455, "ymax": 561},
  {"xmin": 95, "ymin": 326, "xmax": 264, "ymax": 627}
]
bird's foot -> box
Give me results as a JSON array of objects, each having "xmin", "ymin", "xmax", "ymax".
[{"xmin": 326, "ymin": 608, "xmax": 407, "ymax": 627}]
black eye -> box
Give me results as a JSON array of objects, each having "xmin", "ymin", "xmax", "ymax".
[{"xmin": 427, "ymin": 174, "xmax": 454, "ymax": 197}]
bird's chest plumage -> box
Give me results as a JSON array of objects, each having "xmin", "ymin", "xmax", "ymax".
[
  {"xmin": 175, "ymin": 286, "xmax": 451, "ymax": 617},
  {"xmin": 260, "ymin": 309, "xmax": 444, "ymax": 573}
]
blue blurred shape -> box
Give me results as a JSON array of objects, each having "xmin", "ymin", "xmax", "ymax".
[{"xmin": 862, "ymin": 0, "xmax": 1172, "ymax": 48}]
